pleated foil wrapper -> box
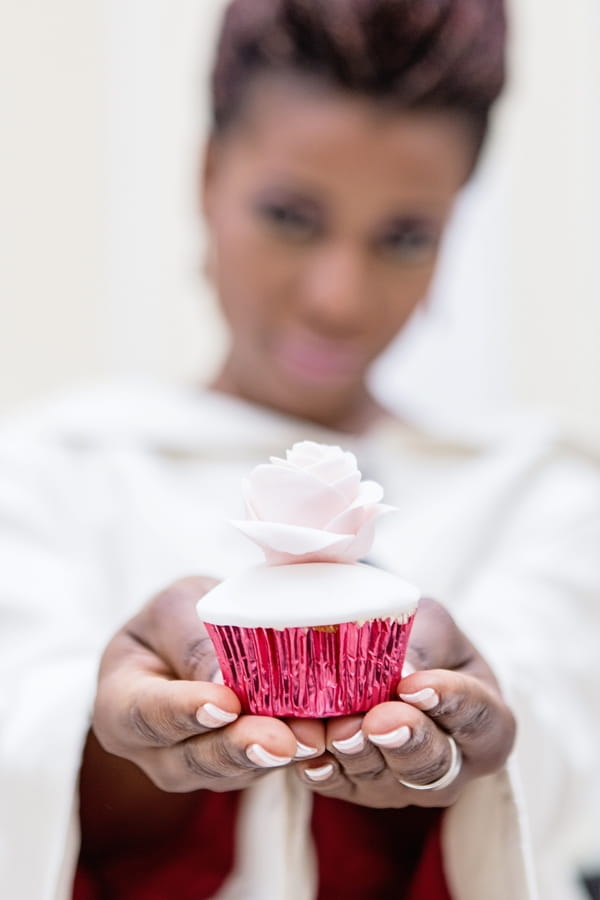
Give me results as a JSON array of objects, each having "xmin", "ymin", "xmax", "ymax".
[{"xmin": 204, "ymin": 615, "xmax": 415, "ymax": 718}]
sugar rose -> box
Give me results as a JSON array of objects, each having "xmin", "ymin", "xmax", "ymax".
[{"xmin": 233, "ymin": 441, "xmax": 393, "ymax": 565}]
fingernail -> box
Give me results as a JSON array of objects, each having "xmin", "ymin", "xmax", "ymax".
[
  {"xmin": 402, "ymin": 661, "xmax": 417, "ymax": 677},
  {"xmin": 331, "ymin": 729, "xmax": 365, "ymax": 755},
  {"xmin": 246, "ymin": 744, "xmax": 292, "ymax": 768},
  {"xmin": 305, "ymin": 763, "xmax": 334, "ymax": 782},
  {"xmin": 211, "ymin": 669, "xmax": 224, "ymax": 685},
  {"xmin": 196, "ymin": 703, "xmax": 238, "ymax": 729},
  {"xmin": 295, "ymin": 741, "xmax": 319, "ymax": 759},
  {"xmin": 398, "ymin": 688, "xmax": 439, "ymax": 711},
  {"xmin": 368, "ymin": 725, "xmax": 412, "ymax": 748}
]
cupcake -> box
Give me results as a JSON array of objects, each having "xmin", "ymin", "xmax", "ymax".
[{"xmin": 197, "ymin": 441, "xmax": 419, "ymax": 718}]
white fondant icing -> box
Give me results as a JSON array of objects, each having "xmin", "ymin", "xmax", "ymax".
[{"xmin": 197, "ymin": 562, "xmax": 420, "ymax": 629}]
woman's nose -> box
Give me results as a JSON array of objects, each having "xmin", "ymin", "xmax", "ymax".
[{"xmin": 299, "ymin": 242, "xmax": 371, "ymax": 333}]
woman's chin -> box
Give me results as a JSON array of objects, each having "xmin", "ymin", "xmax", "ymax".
[
  {"xmin": 213, "ymin": 355, "xmax": 370, "ymax": 428},
  {"xmin": 262, "ymin": 371, "xmax": 370, "ymax": 430}
]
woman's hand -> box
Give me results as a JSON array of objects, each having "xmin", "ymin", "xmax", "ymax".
[
  {"xmin": 92, "ymin": 577, "xmax": 325, "ymax": 795},
  {"xmin": 293, "ymin": 597, "xmax": 516, "ymax": 808}
]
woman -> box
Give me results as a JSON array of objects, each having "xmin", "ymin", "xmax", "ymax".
[{"xmin": 1, "ymin": 1, "xmax": 599, "ymax": 898}]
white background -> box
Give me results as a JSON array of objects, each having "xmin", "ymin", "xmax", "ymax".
[{"xmin": 1, "ymin": 0, "xmax": 599, "ymax": 442}]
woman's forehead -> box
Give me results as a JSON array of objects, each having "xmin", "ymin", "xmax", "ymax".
[{"xmin": 212, "ymin": 77, "xmax": 473, "ymax": 208}]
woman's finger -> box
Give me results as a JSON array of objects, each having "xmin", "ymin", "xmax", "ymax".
[
  {"xmin": 134, "ymin": 576, "xmax": 222, "ymax": 681},
  {"xmin": 95, "ymin": 619, "xmax": 240, "ymax": 754},
  {"xmin": 151, "ymin": 715, "xmax": 299, "ymax": 791},
  {"xmin": 284, "ymin": 718, "xmax": 327, "ymax": 760},
  {"xmin": 361, "ymin": 702, "xmax": 464, "ymax": 791},
  {"xmin": 397, "ymin": 669, "xmax": 516, "ymax": 773},
  {"xmin": 404, "ymin": 597, "xmax": 472, "ymax": 672},
  {"xmin": 404, "ymin": 597, "xmax": 495, "ymax": 684},
  {"xmin": 294, "ymin": 753, "xmax": 351, "ymax": 794},
  {"xmin": 94, "ymin": 665, "xmax": 243, "ymax": 754},
  {"xmin": 325, "ymin": 716, "xmax": 387, "ymax": 779}
]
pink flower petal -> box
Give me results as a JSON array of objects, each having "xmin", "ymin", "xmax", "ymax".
[
  {"xmin": 305, "ymin": 452, "xmax": 358, "ymax": 484},
  {"xmin": 330, "ymin": 471, "xmax": 361, "ymax": 503},
  {"xmin": 325, "ymin": 504, "xmax": 368, "ymax": 535},
  {"xmin": 268, "ymin": 455, "xmax": 290, "ymax": 467},
  {"xmin": 286, "ymin": 441, "xmax": 332, "ymax": 467},
  {"xmin": 265, "ymin": 520, "xmax": 377, "ymax": 566},
  {"xmin": 337, "ymin": 518, "xmax": 377, "ymax": 563},
  {"xmin": 349, "ymin": 480, "xmax": 384, "ymax": 509},
  {"xmin": 261, "ymin": 544, "xmax": 356, "ymax": 565},
  {"xmin": 246, "ymin": 465, "xmax": 348, "ymax": 528},
  {"xmin": 325, "ymin": 502, "xmax": 395, "ymax": 545},
  {"xmin": 241, "ymin": 479, "xmax": 260, "ymax": 521},
  {"xmin": 232, "ymin": 520, "xmax": 354, "ymax": 556}
]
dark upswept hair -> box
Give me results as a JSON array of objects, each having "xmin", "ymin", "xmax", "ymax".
[{"xmin": 211, "ymin": 0, "xmax": 507, "ymax": 156}]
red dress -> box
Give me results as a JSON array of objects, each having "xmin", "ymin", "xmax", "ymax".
[{"xmin": 73, "ymin": 790, "xmax": 452, "ymax": 899}]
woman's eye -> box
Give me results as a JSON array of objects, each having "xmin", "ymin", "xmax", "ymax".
[
  {"xmin": 257, "ymin": 203, "xmax": 319, "ymax": 240},
  {"xmin": 378, "ymin": 225, "xmax": 438, "ymax": 262}
]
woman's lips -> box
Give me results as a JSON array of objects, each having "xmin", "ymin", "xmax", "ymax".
[{"xmin": 273, "ymin": 336, "xmax": 364, "ymax": 382}]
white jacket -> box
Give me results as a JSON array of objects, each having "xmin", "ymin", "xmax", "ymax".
[{"xmin": 1, "ymin": 380, "xmax": 599, "ymax": 900}]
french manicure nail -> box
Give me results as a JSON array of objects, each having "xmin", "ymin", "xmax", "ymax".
[
  {"xmin": 331, "ymin": 729, "xmax": 365, "ymax": 755},
  {"xmin": 398, "ymin": 688, "xmax": 440, "ymax": 711},
  {"xmin": 305, "ymin": 763, "xmax": 334, "ymax": 782},
  {"xmin": 295, "ymin": 741, "xmax": 319, "ymax": 759},
  {"xmin": 368, "ymin": 725, "xmax": 412, "ymax": 748},
  {"xmin": 246, "ymin": 744, "xmax": 292, "ymax": 768},
  {"xmin": 196, "ymin": 703, "xmax": 239, "ymax": 729},
  {"xmin": 402, "ymin": 661, "xmax": 416, "ymax": 677}
]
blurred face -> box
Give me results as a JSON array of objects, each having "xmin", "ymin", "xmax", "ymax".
[{"xmin": 204, "ymin": 76, "xmax": 474, "ymax": 430}]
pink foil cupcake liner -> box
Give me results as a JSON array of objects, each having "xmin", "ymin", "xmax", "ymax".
[{"xmin": 205, "ymin": 616, "xmax": 415, "ymax": 718}]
